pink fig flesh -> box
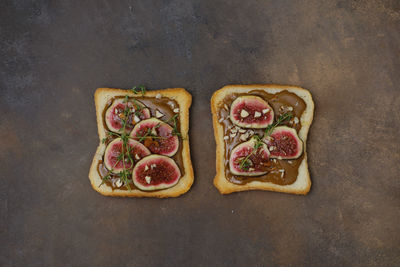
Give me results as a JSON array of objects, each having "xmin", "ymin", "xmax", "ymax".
[
  {"xmin": 132, "ymin": 155, "xmax": 181, "ymax": 191},
  {"xmin": 130, "ymin": 118, "xmax": 179, "ymax": 157},
  {"xmin": 105, "ymin": 98, "xmax": 151, "ymax": 133},
  {"xmin": 229, "ymin": 137, "xmax": 270, "ymax": 176},
  {"xmin": 229, "ymin": 96, "xmax": 274, "ymax": 128},
  {"xmin": 264, "ymin": 126, "xmax": 303, "ymax": 159},
  {"xmin": 104, "ymin": 138, "xmax": 151, "ymax": 173}
]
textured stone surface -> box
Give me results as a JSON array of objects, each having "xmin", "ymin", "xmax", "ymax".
[{"xmin": 1, "ymin": 0, "xmax": 399, "ymax": 266}]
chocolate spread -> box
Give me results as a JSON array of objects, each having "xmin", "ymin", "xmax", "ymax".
[{"xmin": 218, "ymin": 90, "xmax": 306, "ymax": 185}]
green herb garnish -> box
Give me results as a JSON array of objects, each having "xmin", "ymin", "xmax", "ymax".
[
  {"xmin": 167, "ymin": 114, "xmax": 183, "ymax": 138},
  {"xmin": 131, "ymin": 85, "xmax": 146, "ymax": 96},
  {"xmin": 238, "ymin": 135, "xmax": 264, "ymax": 170},
  {"xmin": 264, "ymin": 112, "xmax": 293, "ymax": 136}
]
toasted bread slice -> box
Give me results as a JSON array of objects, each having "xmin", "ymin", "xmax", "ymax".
[
  {"xmin": 211, "ymin": 84, "xmax": 314, "ymax": 195},
  {"xmin": 89, "ymin": 87, "xmax": 194, "ymax": 198}
]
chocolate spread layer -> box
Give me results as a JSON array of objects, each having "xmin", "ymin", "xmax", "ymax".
[{"xmin": 218, "ymin": 90, "xmax": 306, "ymax": 185}]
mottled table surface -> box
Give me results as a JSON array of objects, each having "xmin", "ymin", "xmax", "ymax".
[{"xmin": 1, "ymin": 1, "xmax": 399, "ymax": 266}]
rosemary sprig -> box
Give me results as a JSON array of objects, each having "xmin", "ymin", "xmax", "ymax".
[
  {"xmin": 131, "ymin": 85, "xmax": 146, "ymax": 96},
  {"xmin": 264, "ymin": 112, "xmax": 293, "ymax": 136},
  {"xmin": 239, "ymin": 135, "xmax": 264, "ymax": 170},
  {"xmin": 119, "ymin": 102, "xmax": 135, "ymax": 190},
  {"xmin": 167, "ymin": 114, "xmax": 183, "ymax": 138},
  {"xmin": 135, "ymin": 123, "xmax": 165, "ymax": 142}
]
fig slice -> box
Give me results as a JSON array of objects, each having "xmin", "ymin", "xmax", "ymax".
[
  {"xmin": 104, "ymin": 138, "xmax": 151, "ymax": 173},
  {"xmin": 229, "ymin": 96, "xmax": 274, "ymax": 128},
  {"xmin": 263, "ymin": 126, "xmax": 303, "ymax": 159},
  {"xmin": 132, "ymin": 155, "xmax": 181, "ymax": 191},
  {"xmin": 130, "ymin": 118, "xmax": 179, "ymax": 157},
  {"xmin": 105, "ymin": 98, "xmax": 151, "ymax": 133},
  {"xmin": 229, "ymin": 137, "xmax": 270, "ymax": 176}
]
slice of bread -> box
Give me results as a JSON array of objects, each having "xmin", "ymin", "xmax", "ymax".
[
  {"xmin": 211, "ymin": 84, "xmax": 314, "ymax": 195},
  {"xmin": 89, "ymin": 87, "xmax": 194, "ymax": 198}
]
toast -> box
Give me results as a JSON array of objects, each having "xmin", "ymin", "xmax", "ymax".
[
  {"xmin": 89, "ymin": 87, "xmax": 194, "ymax": 198},
  {"xmin": 211, "ymin": 84, "xmax": 314, "ymax": 195}
]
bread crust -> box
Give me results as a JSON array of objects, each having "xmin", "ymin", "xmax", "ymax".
[
  {"xmin": 89, "ymin": 87, "xmax": 194, "ymax": 198},
  {"xmin": 211, "ymin": 84, "xmax": 314, "ymax": 195}
]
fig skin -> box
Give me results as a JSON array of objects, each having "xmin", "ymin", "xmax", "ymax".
[
  {"xmin": 130, "ymin": 118, "xmax": 179, "ymax": 157},
  {"xmin": 229, "ymin": 137, "xmax": 270, "ymax": 176},
  {"xmin": 105, "ymin": 98, "xmax": 151, "ymax": 133},
  {"xmin": 263, "ymin": 126, "xmax": 303, "ymax": 159},
  {"xmin": 104, "ymin": 138, "xmax": 151, "ymax": 173},
  {"xmin": 132, "ymin": 155, "xmax": 181, "ymax": 191},
  {"xmin": 229, "ymin": 95, "xmax": 274, "ymax": 128}
]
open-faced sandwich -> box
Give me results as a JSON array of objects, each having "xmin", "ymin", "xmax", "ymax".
[
  {"xmin": 89, "ymin": 87, "xmax": 194, "ymax": 198},
  {"xmin": 211, "ymin": 84, "xmax": 314, "ymax": 195}
]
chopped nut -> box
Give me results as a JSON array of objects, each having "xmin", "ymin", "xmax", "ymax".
[
  {"xmin": 224, "ymin": 104, "xmax": 229, "ymax": 111},
  {"xmin": 248, "ymin": 168, "xmax": 255, "ymax": 171},
  {"xmin": 173, "ymin": 108, "xmax": 180, "ymax": 113},
  {"xmin": 278, "ymin": 156, "xmax": 282, "ymax": 160},
  {"xmin": 133, "ymin": 115, "xmax": 140, "ymax": 123},
  {"xmin": 151, "ymin": 164, "xmax": 156, "ymax": 169},
  {"xmin": 293, "ymin": 117, "xmax": 299, "ymax": 124},
  {"xmin": 156, "ymin": 93, "xmax": 162, "ymax": 99},
  {"xmin": 269, "ymin": 146, "xmax": 275, "ymax": 151},
  {"xmin": 272, "ymin": 159, "xmax": 277, "ymax": 163},
  {"xmin": 223, "ymin": 136, "xmax": 229, "ymax": 140},
  {"xmin": 115, "ymin": 179, "xmax": 123, "ymax": 187},
  {"xmin": 114, "ymin": 109, "xmax": 119, "ymax": 114},
  {"xmin": 144, "ymin": 165, "xmax": 149, "ymax": 171},
  {"xmin": 254, "ymin": 111, "xmax": 261, "ymax": 118},
  {"xmin": 218, "ymin": 117, "xmax": 224, "ymax": 123},
  {"xmin": 155, "ymin": 110, "xmax": 164, "ymax": 118},
  {"xmin": 288, "ymin": 160, "xmax": 293, "ymax": 164},
  {"xmin": 145, "ymin": 176, "xmax": 151, "ymax": 184},
  {"xmin": 135, "ymin": 154, "xmax": 140, "ymax": 160},
  {"xmin": 265, "ymin": 136, "xmax": 273, "ymax": 142},
  {"xmin": 240, "ymin": 132, "xmax": 249, "ymax": 141},
  {"xmin": 262, "ymin": 108, "xmax": 270, "ymax": 114},
  {"xmin": 287, "ymin": 106, "xmax": 293, "ymax": 111},
  {"xmin": 151, "ymin": 127, "xmax": 157, "ymax": 136},
  {"xmin": 240, "ymin": 109, "xmax": 249, "ymax": 118}
]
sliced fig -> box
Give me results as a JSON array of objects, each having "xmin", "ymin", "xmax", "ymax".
[
  {"xmin": 130, "ymin": 118, "xmax": 179, "ymax": 157},
  {"xmin": 105, "ymin": 98, "xmax": 151, "ymax": 133},
  {"xmin": 263, "ymin": 126, "xmax": 303, "ymax": 159},
  {"xmin": 229, "ymin": 137, "xmax": 270, "ymax": 176},
  {"xmin": 132, "ymin": 155, "xmax": 181, "ymax": 191},
  {"xmin": 104, "ymin": 138, "xmax": 151, "ymax": 173},
  {"xmin": 229, "ymin": 96, "xmax": 274, "ymax": 128}
]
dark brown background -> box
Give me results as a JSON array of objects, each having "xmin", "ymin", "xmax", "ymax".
[{"xmin": 1, "ymin": 0, "xmax": 399, "ymax": 266}]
